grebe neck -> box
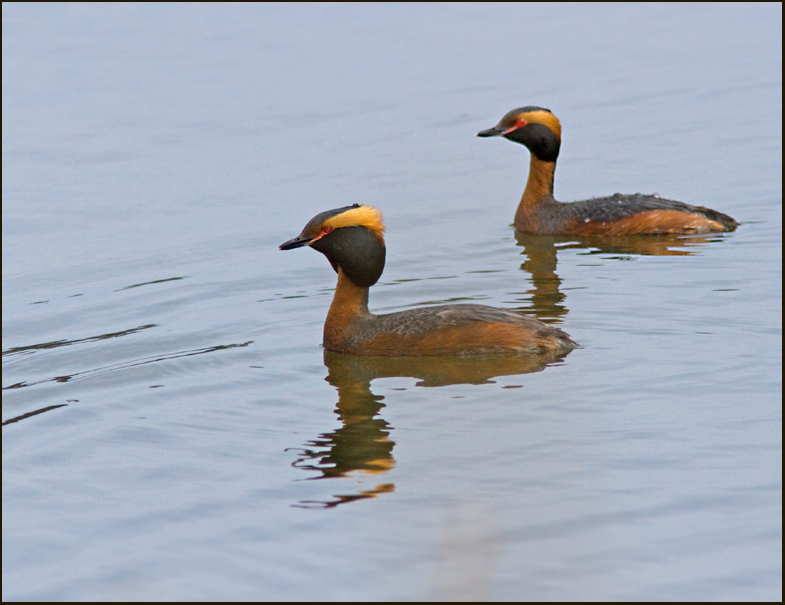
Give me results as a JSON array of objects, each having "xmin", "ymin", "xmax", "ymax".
[
  {"xmin": 516, "ymin": 156, "xmax": 557, "ymax": 226},
  {"xmin": 324, "ymin": 268, "xmax": 371, "ymax": 350}
]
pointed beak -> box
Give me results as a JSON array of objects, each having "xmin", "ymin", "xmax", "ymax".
[
  {"xmin": 279, "ymin": 234, "xmax": 312, "ymax": 250},
  {"xmin": 476, "ymin": 125, "xmax": 505, "ymax": 137}
]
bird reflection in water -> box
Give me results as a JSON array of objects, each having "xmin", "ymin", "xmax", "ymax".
[
  {"xmin": 290, "ymin": 352, "xmax": 396, "ymax": 509},
  {"xmin": 514, "ymin": 231, "xmax": 734, "ymax": 322},
  {"xmin": 290, "ymin": 348, "xmax": 572, "ymax": 508}
]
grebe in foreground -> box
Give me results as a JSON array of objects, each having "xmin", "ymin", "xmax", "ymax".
[
  {"xmin": 478, "ymin": 106, "xmax": 738, "ymax": 236},
  {"xmin": 280, "ymin": 204, "xmax": 577, "ymax": 356}
]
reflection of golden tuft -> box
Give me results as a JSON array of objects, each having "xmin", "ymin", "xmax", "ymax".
[
  {"xmin": 362, "ymin": 483, "xmax": 395, "ymax": 495},
  {"xmin": 359, "ymin": 457, "xmax": 396, "ymax": 474}
]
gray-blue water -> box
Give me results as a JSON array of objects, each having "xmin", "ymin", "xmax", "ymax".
[{"xmin": 3, "ymin": 3, "xmax": 781, "ymax": 600}]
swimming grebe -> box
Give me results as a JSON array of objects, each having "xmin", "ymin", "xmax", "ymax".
[
  {"xmin": 477, "ymin": 106, "xmax": 738, "ymax": 235},
  {"xmin": 280, "ymin": 204, "xmax": 577, "ymax": 356}
]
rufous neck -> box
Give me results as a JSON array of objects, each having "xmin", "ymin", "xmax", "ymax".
[
  {"xmin": 324, "ymin": 268, "xmax": 371, "ymax": 349},
  {"xmin": 516, "ymin": 155, "xmax": 556, "ymax": 220}
]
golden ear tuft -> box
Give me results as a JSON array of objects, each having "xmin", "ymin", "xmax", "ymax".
[{"xmin": 324, "ymin": 205, "xmax": 385, "ymax": 237}]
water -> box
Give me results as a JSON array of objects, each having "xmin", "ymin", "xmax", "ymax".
[{"xmin": 3, "ymin": 3, "xmax": 781, "ymax": 600}]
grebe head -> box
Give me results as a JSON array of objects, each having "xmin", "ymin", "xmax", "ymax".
[
  {"xmin": 477, "ymin": 106, "xmax": 561, "ymax": 162},
  {"xmin": 280, "ymin": 204, "xmax": 386, "ymax": 287}
]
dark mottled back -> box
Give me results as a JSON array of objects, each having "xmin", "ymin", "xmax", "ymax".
[
  {"xmin": 351, "ymin": 303, "xmax": 577, "ymax": 352},
  {"xmin": 562, "ymin": 194, "xmax": 737, "ymax": 226}
]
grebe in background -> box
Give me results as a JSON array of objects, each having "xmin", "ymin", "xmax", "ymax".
[
  {"xmin": 280, "ymin": 204, "xmax": 577, "ymax": 356},
  {"xmin": 478, "ymin": 106, "xmax": 738, "ymax": 236}
]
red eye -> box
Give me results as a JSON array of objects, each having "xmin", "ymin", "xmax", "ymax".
[
  {"xmin": 503, "ymin": 117, "xmax": 527, "ymax": 134},
  {"xmin": 323, "ymin": 226, "xmax": 333, "ymax": 234}
]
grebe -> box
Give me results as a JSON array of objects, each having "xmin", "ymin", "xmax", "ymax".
[
  {"xmin": 477, "ymin": 106, "xmax": 738, "ymax": 235},
  {"xmin": 280, "ymin": 204, "xmax": 577, "ymax": 356}
]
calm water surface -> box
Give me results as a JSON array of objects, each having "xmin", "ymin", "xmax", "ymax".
[{"xmin": 3, "ymin": 3, "xmax": 781, "ymax": 601}]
